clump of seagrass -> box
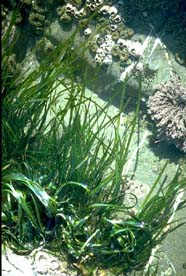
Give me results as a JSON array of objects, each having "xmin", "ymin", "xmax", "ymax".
[{"xmin": 147, "ymin": 74, "xmax": 186, "ymax": 153}]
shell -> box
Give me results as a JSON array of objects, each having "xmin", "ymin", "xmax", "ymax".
[
  {"xmin": 104, "ymin": 34, "xmax": 112, "ymax": 41},
  {"xmin": 109, "ymin": 6, "xmax": 118, "ymax": 16},
  {"xmin": 128, "ymin": 41, "xmax": 144, "ymax": 57},
  {"xmin": 110, "ymin": 23, "xmax": 118, "ymax": 31},
  {"xmin": 65, "ymin": 3, "xmax": 76, "ymax": 15},
  {"xmin": 96, "ymin": 48, "xmax": 105, "ymax": 56},
  {"xmin": 95, "ymin": 0, "xmax": 104, "ymax": 6},
  {"xmin": 110, "ymin": 14, "xmax": 121, "ymax": 24},
  {"xmin": 95, "ymin": 55, "xmax": 104, "ymax": 63},
  {"xmin": 100, "ymin": 5, "xmax": 111, "ymax": 15},
  {"xmin": 84, "ymin": 27, "xmax": 92, "ymax": 36},
  {"xmin": 103, "ymin": 54, "xmax": 112, "ymax": 65},
  {"xmin": 74, "ymin": 8, "xmax": 85, "ymax": 18},
  {"xmin": 117, "ymin": 38, "xmax": 129, "ymax": 49}
]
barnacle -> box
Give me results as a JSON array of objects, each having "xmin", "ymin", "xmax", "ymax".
[
  {"xmin": 57, "ymin": 6, "xmax": 73, "ymax": 23},
  {"xmin": 111, "ymin": 45, "xmax": 120, "ymax": 57},
  {"xmin": 119, "ymin": 50, "xmax": 129, "ymax": 62},
  {"xmin": 60, "ymin": 13, "xmax": 73, "ymax": 23},
  {"xmin": 54, "ymin": 1, "xmax": 136, "ymax": 66},
  {"xmin": 111, "ymin": 29, "xmax": 120, "ymax": 41},
  {"xmin": 147, "ymin": 74, "xmax": 186, "ymax": 153}
]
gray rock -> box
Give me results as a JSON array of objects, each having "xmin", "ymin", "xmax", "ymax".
[{"xmin": 43, "ymin": 8, "xmax": 186, "ymax": 104}]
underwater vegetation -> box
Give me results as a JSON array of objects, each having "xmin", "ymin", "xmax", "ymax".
[{"xmin": 2, "ymin": 6, "xmax": 186, "ymax": 276}]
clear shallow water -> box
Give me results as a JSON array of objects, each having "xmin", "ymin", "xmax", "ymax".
[{"xmin": 2, "ymin": 1, "xmax": 186, "ymax": 274}]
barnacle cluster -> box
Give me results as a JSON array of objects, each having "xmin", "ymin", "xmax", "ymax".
[
  {"xmin": 2, "ymin": 0, "xmax": 142, "ymax": 68},
  {"xmin": 56, "ymin": 1, "xmax": 139, "ymax": 66},
  {"xmin": 147, "ymin": 75, "xmax": 186, "ymax": 153},
  {"xmin": 93, "ymin": 35, "xmax": 144, "ymax": 65}
]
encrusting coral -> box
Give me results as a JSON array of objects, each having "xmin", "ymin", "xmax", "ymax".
[{"xmin": 147, "ymin": 74, "xmax": 186, "ymax": 153}]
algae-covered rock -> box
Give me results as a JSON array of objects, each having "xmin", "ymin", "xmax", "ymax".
[
  {"xmin": 3, "ymin": 0, "xmax": 185, "ymax": 102},
  {"xmin": 43, "ymin": 2, "xmax": 186, "ymax": 103}
]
